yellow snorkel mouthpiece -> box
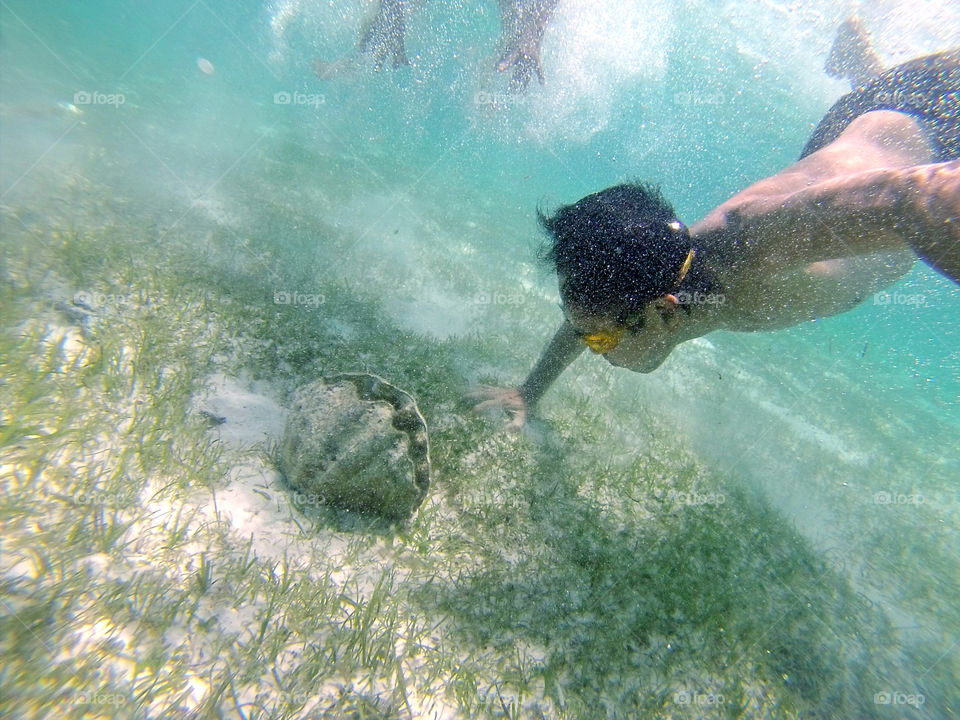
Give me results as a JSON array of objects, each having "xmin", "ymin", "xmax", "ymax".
[{"xmin": 583, "ymin": 328, "xmax": 625, "ymax": 354}]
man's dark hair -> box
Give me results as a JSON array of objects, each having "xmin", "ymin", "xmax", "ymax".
[{"xmin": 538, "ymin": 182, "xmax": 700, "ymax": 319}]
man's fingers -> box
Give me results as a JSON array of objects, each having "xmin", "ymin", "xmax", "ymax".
[
  {"xmin": 496, "ymin": 49, "xmax": 520, "ymax": 73},
  {"xmin": 506, "ymin": 415, "xmax": 525, "ymax": 433},
  {"xmin": 534, "ymin": 57, "xmax": 545, "ymax": 85},
  {"xmin": 474, "ymin": 397, "xmax": 522, "ymax": 412},
  {"xmin": 467, "ymin": 384, "xmax": 499, "ymax": 400},
  {"xmin": 467, "ymin": 386, "xmax": 525, "ymax": 429}
]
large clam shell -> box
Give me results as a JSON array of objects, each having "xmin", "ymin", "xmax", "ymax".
[{"xmin": 279, "ymin": 373, "xmax": 430, "ymax": 521}]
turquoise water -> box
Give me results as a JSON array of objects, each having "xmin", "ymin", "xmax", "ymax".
[{"xmin": 2, "ymin": 0, "xmax": 959, "ymax": 718}]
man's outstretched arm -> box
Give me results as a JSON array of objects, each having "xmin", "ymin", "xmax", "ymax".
[
  {"xmin": 518, "ymin": 319, "xmax": 585, "ymax": 407},
  {"xmin": 472, "ymin": 319, "xmax": 584, "ymax": 430}
]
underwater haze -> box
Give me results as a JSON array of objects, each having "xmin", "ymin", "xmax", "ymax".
[{"xmin": 1, "ymin": 0, "xmax": 959, "ymax": 718}]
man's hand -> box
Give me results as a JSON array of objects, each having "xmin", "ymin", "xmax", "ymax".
[
  {"xmin": 495, "ymin": 0, "xmax": 558, "ymax": 91},
  {"xmin": 496, "ymin": 30, "xmax": 547, "ymax": 90},
  {"xmin": 359, "ymin": 0, "xmax": 409, "ymax": 70},
  {"xmin": 470, "ymin": 385, "xmax": 527, "ymax": 432},
  {"xmin": 313, "ymin": 0, "xmax": 409, "ymax": 80}
]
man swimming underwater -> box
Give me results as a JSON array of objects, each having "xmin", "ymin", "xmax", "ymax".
[{"xmin": 474, "ymin": 23, "xmax": 960, "ymax": 430}]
